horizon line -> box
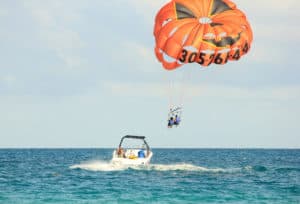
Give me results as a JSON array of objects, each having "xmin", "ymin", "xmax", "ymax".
[{"xmin": 0, "ymin": 147, "xmax": 299, "ymax": 150}]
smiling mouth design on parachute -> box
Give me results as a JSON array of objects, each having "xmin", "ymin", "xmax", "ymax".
[{"xmin": 203, "ymin": 32, "xmax": 242, "ymax": 47}]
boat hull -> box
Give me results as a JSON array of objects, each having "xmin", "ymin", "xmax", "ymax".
[{"xmin": 111, "ymin": 151, "xmax": 153, "ymax": 165}]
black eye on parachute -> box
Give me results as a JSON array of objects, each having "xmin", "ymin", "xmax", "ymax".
[
  {"xmin": 175, "ymin": 3, "xmax": 196, "ymax": 19},
  {"xmin": 210, "ymin": 0, "xmax": 232, "ymax": 15}
]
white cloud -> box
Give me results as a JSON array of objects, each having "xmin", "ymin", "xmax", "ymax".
[
  {"xmin": 23, "ymin": 1, "xmax": 87, "ymax": 69},
  {"xmin": 127, "ymin": 0, "xmax": 300, "ymax": 26},
  {"xmin": 42, "ymin": 29, "xmax": 86, "ymax": 68},
  {"xmin": 237, "ymin": 0, "xmax": 300, "ymax": 64},
  {"xmin": 0, "ymin": 7, "xmax": 8, "ymax": 17},
  {"xmin": 247, "ymin": 23, "xmax": 300, "ymax": 64},
  {"xmin": 236, "ymin": 0, "xmax": 300, "ymax": 45},
  {"xmin": 28, "ymin": 5, "xmax": 56, "ymax": 28},
  {"xmin": 246, "ymin": 43, "xmax": 286, "ymax": 64},
  {"xmin": 103, "ymin": 80, "xmax": 300, "ymax": 102},
  {"xmin": 254, "ymin": 24, "xmax": 300, "ymax": 43},
  {"xmin": 126, "ymin": 0, "xmax": 169, "ymax": 24},
  {"xmin": 102, "ymin": 81, "xmax": 167, "ymax": 97},
  {"xmin": 190, "ymin": 84, "xmax": 300, "ymax": 102},
  {"xmin": 121, "ymin": 41, "xmax": 158, "ymax": 73},
  {"xmin": 0, "ymin": 75, "xmax": 16, "ymax": 85},
  {"xmin": 236, "ymin": 0, "xmax": 300, "ymax": 17},
  {"xmin": 128, "ymin": 0, "xmax": 169, "ymax": 13}
]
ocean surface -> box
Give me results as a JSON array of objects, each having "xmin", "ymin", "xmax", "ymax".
[{"xmin": 0, "ymin": 149, "xmax": 299, "ymax": 203}]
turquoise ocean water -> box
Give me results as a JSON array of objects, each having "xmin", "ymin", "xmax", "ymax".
[{"xmin": 0, "ymin": 149, "xmax": 299, "ymax": 203}]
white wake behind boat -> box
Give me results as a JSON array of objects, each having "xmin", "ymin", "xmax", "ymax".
[{"xmin": 111, "ymin": 135, "xmax": 153, "ymax": 165}]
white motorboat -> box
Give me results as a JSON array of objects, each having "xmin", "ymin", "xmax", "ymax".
[{"xmin": 111, "ymin": 135, "xmax": 153, "ymax": 165}]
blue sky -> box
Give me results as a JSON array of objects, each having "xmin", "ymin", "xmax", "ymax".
[{"xmin": 0, "ymin": 0, "xmax": 299, "ymax": 148}]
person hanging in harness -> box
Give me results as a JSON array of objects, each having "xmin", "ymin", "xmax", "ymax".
[
  {"xmin": 174, "ymin": 114, "xmax": 181, "ymax": 126},
  {"xmin": 167, "ymin": 107, "xmax": 182, "ymax": 128},
  {"xmin": 167, "ymin": 116, "xmax": 174, "ymax": 128}
]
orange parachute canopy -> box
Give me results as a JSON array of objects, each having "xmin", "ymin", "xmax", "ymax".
[{"xmin": 154, "ymin": 0, "xmax": 253, "ymax": 70}]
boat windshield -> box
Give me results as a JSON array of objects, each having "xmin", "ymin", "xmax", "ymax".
[{"xmin": 118, "ymin": 135, "xmax": 150, "ymax": 151}]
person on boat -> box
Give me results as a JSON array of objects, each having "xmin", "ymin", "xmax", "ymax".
[
  {"xmin": 117, "ymin": 147, "xmax": 125, "ymax": 158},
  {"xmin": 128, "ymin": 150, "xmax": 137, "ymax": 159},
  {"xmin": 138, "ymin": 149, "xmax": 145, "ymax": 158},
  {"xmin": 168, "ymin": 116, "xmax": 174, "ymax": 128}
]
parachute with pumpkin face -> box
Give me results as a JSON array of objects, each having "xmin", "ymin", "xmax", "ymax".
[{"xmin": 154, "ymin": 0, "xmax": 253, "ymax": 70}]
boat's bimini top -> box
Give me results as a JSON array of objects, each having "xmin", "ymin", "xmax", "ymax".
[{"xmin": 118, "ymin": 135, "xmax": 150, "ymax": 152}]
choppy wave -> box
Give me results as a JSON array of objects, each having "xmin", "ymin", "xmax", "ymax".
[
  {"xmin": 70, "ymin": 160, "xmax": 244, "ymax": 173},
  {"xmin": 251, "ymin": 165, "xmax": 268, "ymax": 172},
  {"xmin": 275, "ymin": 167, "xmax": 300, "ymax": 172}
]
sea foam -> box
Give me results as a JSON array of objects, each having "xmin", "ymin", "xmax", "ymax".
[{"xmin": 70, "ymin": 160, "xmax": 242, "ymax": 173}]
